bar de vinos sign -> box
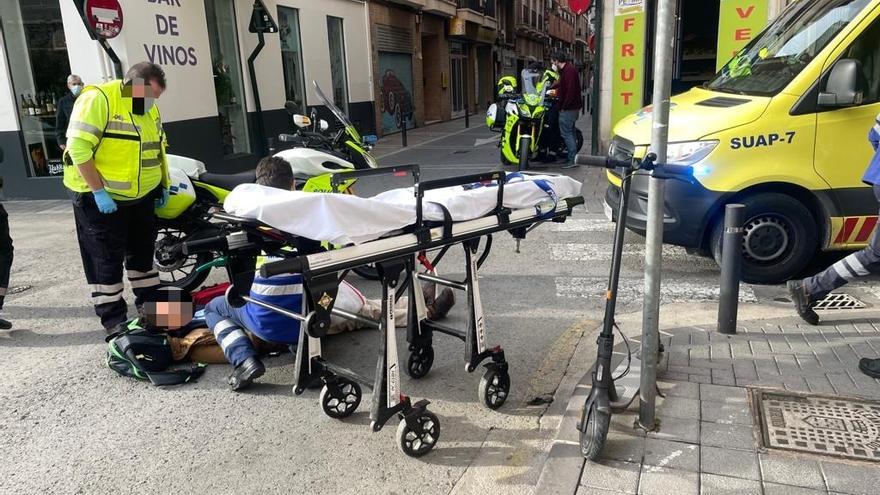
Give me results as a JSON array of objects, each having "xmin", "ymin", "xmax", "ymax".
[{"xmin": 84, "ymin": 0, "xmax": 123, "ymax": 39}]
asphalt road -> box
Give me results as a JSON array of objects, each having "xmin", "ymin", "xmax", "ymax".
[{"xmin": 0, "ymin": 118, "xmax": 853, "ymax": 494}]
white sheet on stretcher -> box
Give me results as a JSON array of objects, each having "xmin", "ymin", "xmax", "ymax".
[{"xmin": 223, "ymin": 173, "xmax": 583, "ymax": 245}]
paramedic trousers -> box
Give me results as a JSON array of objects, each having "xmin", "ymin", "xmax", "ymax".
[
  {"xmin": 72, "ymin": 190, "xmax": 161, "ymax": 330},
  {"xmin": 204, "ymin": 296, "xmax": 258, "ymax": 367},
  {"xmin": 804, "ymin": 184, "xmax": 880, "ymax": 300},
  {"xmin": 558, "ymin": 110, "xmax": 579, "ymax": 164},
  {"xmin": 0, "ymin": 204, "xmax": 12, "ymax": 310}
]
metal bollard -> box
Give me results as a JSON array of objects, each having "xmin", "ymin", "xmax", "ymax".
[
  {"xmin": 718, "ymin": 204, "xmax": 745, "ymax": 335},
  {"xmin": 401, "ymin": 117, "xmax": 408, "ymax": 148}
]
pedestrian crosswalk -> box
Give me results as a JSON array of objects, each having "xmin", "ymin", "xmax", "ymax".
[{"xmin": 554, "ymin": 276, "xmax": 757, "ymax": 304}]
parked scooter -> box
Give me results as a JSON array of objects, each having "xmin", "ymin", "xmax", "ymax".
[
  {"xmin": 574, "ymin": 152, "xmax": 693, "ymax": 460},
  {"xmin": 154, "ymin": 82, "xmax": 379, "ymax": 291}
]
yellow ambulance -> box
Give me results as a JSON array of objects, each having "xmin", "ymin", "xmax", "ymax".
[{"xmin": 606, "ymin": 0, "xmax": 880, "ymax": 283}]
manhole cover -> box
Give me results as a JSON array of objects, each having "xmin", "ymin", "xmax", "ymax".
[
  {"xmin": 813, "ymin": 293, "xmax": 866, "ymax": 311},
  {"xmin": 753, "ymin": 389, "xmax": 880, "ymax": 462},
  {"xmin": 8, "ymin": 285, "xmax": 32, "ymax": 295}
]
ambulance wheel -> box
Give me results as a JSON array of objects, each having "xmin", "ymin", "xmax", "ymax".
[
  {"xmin": 479, "ymin": 368, "xmax": 510, "ymax": 410},
  {"xmin": 406, "ymin": 345, "xmax": 434, "ymax": 379},
  {"xmin": 319, "ymin": 378, "xmax": 362, "ymax": 419},
  {"xmin": 710, "ymin": 193, "xmax": 817, "ymax": 284},
  {"xmin": 396, "ymin": 410, "xmax": 440, "ymax": 457}
]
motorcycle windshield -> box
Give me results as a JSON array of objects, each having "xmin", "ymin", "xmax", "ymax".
[{"xmin": 313, "ymin": 81, "xmax": 361, "ymax": 140}]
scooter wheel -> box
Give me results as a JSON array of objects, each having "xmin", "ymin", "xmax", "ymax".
[
  {"xmin": 396, "ymin": 410, "xmax": 440, "ymax": 458},
  {"xmin": 478, "ymin": 368, "xmax": 510, "ymax": 410},
  {"xmin": 579, "ymin": 401, "xmax": 611, "ymax": 461},
  {"xmin": 319, "ymin": 378, "xmax": 361, "ymax": 419},
  {"xmin": 406, "ymin": 345, "xmax": 434, "ymax": 379}
]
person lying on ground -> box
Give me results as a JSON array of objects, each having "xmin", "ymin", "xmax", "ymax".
[{"xmin": 204, "ymin": 156, "xmax": 455, "ymax": 391}]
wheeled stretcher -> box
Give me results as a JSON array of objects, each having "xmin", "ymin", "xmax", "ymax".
[{"xmin": 183, "ymin": 165, "xmax": 584, "ymax": 457}]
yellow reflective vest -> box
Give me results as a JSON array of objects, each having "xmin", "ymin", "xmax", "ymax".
[{"xmin": 63, "ymin": 80, "xmax": 169, "ymax": 200}]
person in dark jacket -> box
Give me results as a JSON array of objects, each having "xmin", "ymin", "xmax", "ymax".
[
  {"xmin": 0, "ymin": 147, "xmax": 13, "ymax": 330},
  {"xmin": 55, "ymin": 74, "xmax": 83, "ymax": 151},
  {"xmin": 550, "ymin": 51, "xmax": 582, "ymax": 168}
]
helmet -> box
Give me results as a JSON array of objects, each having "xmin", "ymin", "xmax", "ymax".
[
  {"xmin": 486, "ymin": 103, "xmax": 499, "ymax": 128},
  {"xmin": 496, "ymin": 75, "xmax": 517, "ymax": 97}
]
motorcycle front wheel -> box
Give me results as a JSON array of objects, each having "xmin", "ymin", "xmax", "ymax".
[{"xmin": 154, "ymin": 224, "xmax": 214, "ymax": 293}]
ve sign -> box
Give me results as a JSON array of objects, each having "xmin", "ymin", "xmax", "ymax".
[
  {"xmin": 84, "ymin": 0, "xmax": 123, "ymax": 39},
  {"xmin": 568, "ymin": 0, "xmax": 592, "ymax": 15}
]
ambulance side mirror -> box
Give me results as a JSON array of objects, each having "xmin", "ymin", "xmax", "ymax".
[{"xmin": 819, "ymin": 59, "xmax": 863, "ymax": 108}]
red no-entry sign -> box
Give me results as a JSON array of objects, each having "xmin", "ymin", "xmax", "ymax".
[
  {"xmin": 84, "ymin": 0, "xmax": 123, "ymax": 39},
  {"xmin": 568, "ymin": 0, "xmax": 592, "ymax": 15}
]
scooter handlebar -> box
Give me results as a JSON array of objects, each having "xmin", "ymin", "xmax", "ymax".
[{"xmin": 574, "ymin": 154, "xmax": 631, "ymax": 169}]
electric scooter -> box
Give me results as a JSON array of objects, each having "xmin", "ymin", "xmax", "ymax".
[{"xmin": 574, "ymin": 152, "xmax": 693, "ymax": 460}]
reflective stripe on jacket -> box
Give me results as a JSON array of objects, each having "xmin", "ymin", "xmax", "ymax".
[{"xmin": 63, "ymin": 80, "xmax": 168, "ymax": 199}]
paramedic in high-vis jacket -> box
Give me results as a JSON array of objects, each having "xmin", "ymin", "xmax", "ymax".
[
  {"xmin": 788, "ymin": 113, "xmax": 880, "ymax": 379},
  {"xmin": 63, "ymin": 62, "xmax": 170, "ymax": 334}
]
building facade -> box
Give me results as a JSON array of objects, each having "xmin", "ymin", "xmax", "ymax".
[{"xmin": 0, "ymin": 0, "xmax": 375, "ymax": 199}]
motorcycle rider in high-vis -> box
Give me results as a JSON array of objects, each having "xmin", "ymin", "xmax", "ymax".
[{"xmin": 63, "ymin": 62, "xmax": 170, "ymax": 334}]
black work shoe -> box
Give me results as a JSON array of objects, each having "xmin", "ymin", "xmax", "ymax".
[
  {"xmin": 105, "ymin": 322, "xmax": 129, "ymax": 337},
  {"xmin": 427, "ymin": 288, "xmax": 455, "ymax": 321},
  {"xmin": 228, "ymin": 357, "xmax": 265, "ymax": 391},
  {"xmin": 0, "ymin": 317, "xmax": 10, "ymax": 330},
  {"xmin": 858, "ymin": 358, "xmax": 880, "ymax": 379},
  {"xmin": 786, "ymin": 280, "xmax": 819, "ymax": 326}
]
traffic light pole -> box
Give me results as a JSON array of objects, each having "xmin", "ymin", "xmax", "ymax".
[{"xmin": 639, "ymin": 0, "xmax": 676, "ymax": 432}]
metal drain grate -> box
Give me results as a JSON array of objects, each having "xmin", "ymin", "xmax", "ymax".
[
  {"xmin": 813, "ymin": 293, "xmax": 866, "ymax": 311},
  {"xmin": 753, "ymin": 389, "xmax": 880, "ymax": 462}
]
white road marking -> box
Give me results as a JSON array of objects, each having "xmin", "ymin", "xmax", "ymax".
[
  {"xmin": 550, "ymin": 243, "xmax": 702, "ymax": 262},
  {"xmin": 555, "ymin": 276, "xmax": 757, "ymax": 303},
  {"xmin": 375, "ymin": 124, "xmax": 488, "ymax": 159},
  {"xmin": 548, "ymin": 218, "xmax": 614, "ymax": 232},
  {"xmin": 474, "ymin": 135, "xmax": 501, "ymax": 147}
]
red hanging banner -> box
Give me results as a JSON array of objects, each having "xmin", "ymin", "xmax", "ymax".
[{"xmin": 568, "ymin": 0, "xmax": 593, "ymax": 15}]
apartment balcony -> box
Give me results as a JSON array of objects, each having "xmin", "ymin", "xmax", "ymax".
[
  {"xmin": 384, "ymin": 0, "xmax": 458, "ymax": 17},
  {"xmin": 456, "ymin": 0, "xmax": 498, "ymax": 30}
]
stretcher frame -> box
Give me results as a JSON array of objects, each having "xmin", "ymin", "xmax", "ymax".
[{"xmin": 192, "ymin": 165, "xmax": 584, "ymax": 456}]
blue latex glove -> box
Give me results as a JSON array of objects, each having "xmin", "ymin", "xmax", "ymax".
[
  {"xmin": 155, "ymin": 189, "xmax": 170, "ymax": 209},
  {"xmin": 93, "ymin": 189, "xmax": 117, "ymax": 214}
]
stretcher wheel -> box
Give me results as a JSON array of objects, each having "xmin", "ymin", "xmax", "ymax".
[
  {"xmin": 396, "ymin": 410, "xmax": 440, "ymax": 458},
  {"xmin": 406, "ymin": 346, "xmax": 434, "ymax": 379},
  {"xmin": 479, "ymin": 369, "xmax": 510, "ymax": 410},
  {"xmin": 319, "ymin": 378, "xmax": 362, "ymax": 419}
]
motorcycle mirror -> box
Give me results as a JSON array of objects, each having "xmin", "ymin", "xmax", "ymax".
[
  {"xmin": 284, "ymin": 101, "xmax": 298, "ymax": 115},
  {"xmin": 292, "ymin": 114, "xmax": 312, "ymax": 128},
  {"xmin": 319, "ymin": 119, "xmax": 330, "ymax": 132}
]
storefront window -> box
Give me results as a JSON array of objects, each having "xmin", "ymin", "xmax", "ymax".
[
  {"xmin": 205, "ymin": 0, "xmax": 250, "ymax": 156},
  {"xmin": 278, "ymin": 7, "xmax": 307, "ymax": 111},
  {"xmin": 327, "ymin": 16, "xmax": 349, "ymax": 113},
  {"xmin": 1, "ymin": 0, "xmax": 71, "ymax": 178}
]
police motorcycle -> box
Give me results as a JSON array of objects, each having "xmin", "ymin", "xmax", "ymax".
[
  {"xmin": 154, "ymin": 82, "xmax": 379, "ymax": 292},
  {"xmin": 488, "ymin": 70, "xmax": 553, "ymax": 170}
]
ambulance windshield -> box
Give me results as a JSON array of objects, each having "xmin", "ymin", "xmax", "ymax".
[{"xmin": 707, "ymin": 0, "xmax": 871, "ymax": 97}]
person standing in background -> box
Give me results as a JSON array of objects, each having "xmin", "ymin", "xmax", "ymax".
[
  {"xmin": 0, "ymin": 147, "xmax": 13, "ymax": 330},
  {"xmin": 55, "ymin": 74, "xmax": 83, "ymax": 151},
  {"xmin": 551, "ymin": 51, "xmax": 583, "ymax": 169}
]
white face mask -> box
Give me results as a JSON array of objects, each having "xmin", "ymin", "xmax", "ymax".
[{"xmin": 551, "ymin": 63, "xmax": 558, "ymax": 72}]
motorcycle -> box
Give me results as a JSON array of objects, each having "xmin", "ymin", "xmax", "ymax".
[{"xmin": 154, "ymin": 82, "xmax": 378, "ymax": 292}]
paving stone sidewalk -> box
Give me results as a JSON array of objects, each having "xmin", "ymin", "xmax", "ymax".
[{"xmin": 576, "ymin": 314, "xmax": 880, "ymax": 495}]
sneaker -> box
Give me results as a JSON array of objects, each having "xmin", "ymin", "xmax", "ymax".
[
  {"xmin": 858, "ymin": 358, "xmax": 880, "ymax": 379},
  {"xmin": 228, "ymin": 356, "xmax": 265, "ymax": 391},
  {"xmin": 427, "ymin": 288, "xmax": 455, "ymax": 320},
  {"xmin": 786, "ymin": 280, "xmax": 819, "ymax": 326},
  {"xmin": 561, "ymin": 162, "xmax": 579, "ymax": 170},
  {"xmin": 0, "ymin": 317, "xmax": 10, "ymax": 330}
]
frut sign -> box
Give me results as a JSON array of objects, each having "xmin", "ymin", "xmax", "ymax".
[
  {"xmin": 716, "ymin": 0, "xmax": 768, "ymax": 72},
  {"xmin": 611, "ymin": 0, "xmax": 646, "ymax": 127}
]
